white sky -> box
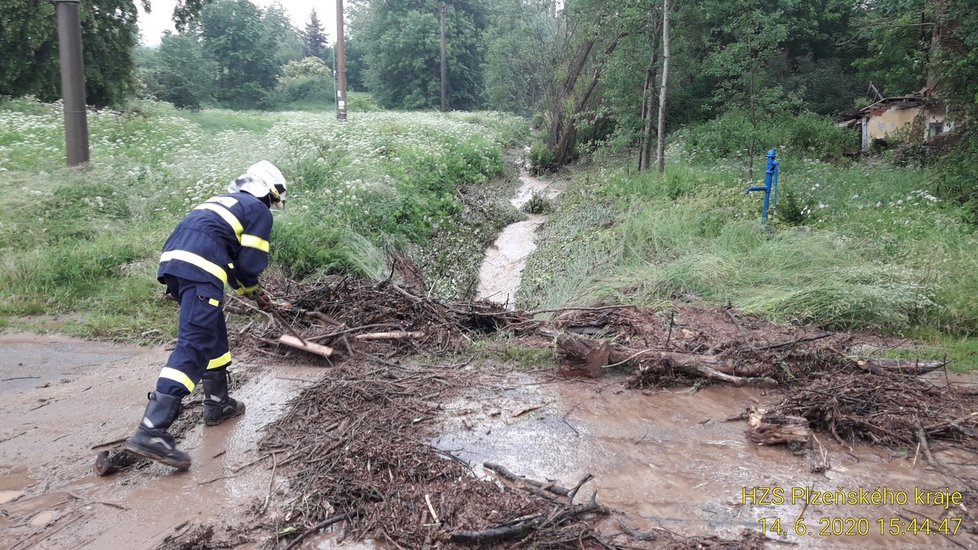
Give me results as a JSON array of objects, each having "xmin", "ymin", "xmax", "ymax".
[{"xmin": 137, "ymin": 0, "xmax": 340, "ymax": 46}]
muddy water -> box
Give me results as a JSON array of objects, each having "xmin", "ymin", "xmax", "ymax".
[
  {"xmin": 0, "ymin": 333, "xmax": 326, "ymax": 550},
  {"xmin": 435, "ymin": 373, "xmax": 978, "ymax": 548},
  {"xmin": 0, "ymin": 332, "xmax": 144, "ymax": 393},
  {"xmin": 476, "ymin": 171, "xmax": 563, "ymax": 307}
]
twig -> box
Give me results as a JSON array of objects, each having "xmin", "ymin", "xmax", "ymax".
[
  {"xmin": 725, "ymin": 308, "xmax": 745, "ymax": 333},
  {"xmin": 0, "ymin": 431, "xmax": 28, "ymax": 444},
  {"xmin": 424, "ymin": 493, "xmax": 440, "ymax": 524},
  {"xmin": 199, "ymin": 474, "xmax": 238, "ymax": 486},
  {"xmin": 231, "ymin": 453, "xmax": 270, "ymax": 473},
  {"xmin": 914, "ymin": 423, "xmax": 944, "ymax": 469},
  {"xmin": 308, "ymin": 323, "xmax": 401, "ymax": 342},
  {"xmin": 483, "ymin": 462, "xmax": 570, "ymax": 496},
  {"xmin": 354, "ymin": 331, "xmax": 425, "ymax": 341},
  {"xmin": 603, "ymin": 348, "xmax": 655, "ymax": 369},
  {"xmin": 528, "ymin": 304, "xmax": 638, "ymax": 316},
  {"xmin": 512, "ymin": 403, "xmax": 549, "ymax": 417},
  {"xmin": 751, "ymin": 332, "xmax": 834, "ymax": 351},
  {"xmin": 1, "ymin": 376, "xmax": 40, "ymax": 382},
  {"xmin": 283, "ymin": 512, "xmax": 355, "ymax": 550},
  {"xmin": 567, "ymin": 473, "xmax": 594, "ymax": 505},
  {"xmin": 665, "ymin": 311, "xmax": 675, "ymax": 350},
  {"xmin": 261, "ymin": 452, "xmax": 278, "ymax": 514},
  {"xmin": 90, "ymin": 437, "xmax": 128, "ymax": 450},
  {"xmin": 924, "ymin": 411, "xmax": 978, "ymax": 433}
]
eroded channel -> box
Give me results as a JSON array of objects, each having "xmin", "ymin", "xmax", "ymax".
[{"xmin": 476, "ymin": 170, "xmax": 563, "ymax": 307}]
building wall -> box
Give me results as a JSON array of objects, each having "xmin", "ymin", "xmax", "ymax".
[
  {"xmin": 866, "ymin": 106, "xmax": 921, "ymax": 141},
  {"xmin": 860, "ymin": 105, "xmax": 950, "ymax": 149}
]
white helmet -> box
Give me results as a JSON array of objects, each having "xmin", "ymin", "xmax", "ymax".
[{"xmin": 228, "ymin": 160, "xmax": 287, "ymax": 209}]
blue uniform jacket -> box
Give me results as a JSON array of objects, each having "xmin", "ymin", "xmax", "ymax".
[{"xmin": 158, "ymin": 192, "xmax": 273, "ymax": 295}]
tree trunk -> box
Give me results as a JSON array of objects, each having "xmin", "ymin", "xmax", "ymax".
[
  {"xmin": 927, "ymin": 0, "xmax": 946, "ymax": 95},
  {"xmin": 655, "ymin": 0, "xmax": 670, "ymax": 174},
  {"xmin": 546, "ymin": 39, "xmax": 595, "ymax": 152},
  {"xmin": 550, "ymin": 34, "xmax": 624, "ymax": 167},
  {"xmin": 638, "ymin": 19, "xmax": 662, "ymax": 172}
]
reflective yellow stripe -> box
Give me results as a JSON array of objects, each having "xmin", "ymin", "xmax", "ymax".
[
  {"xmin": 207, "ymin": 298, "xmax": 220, "ymax": 307},
  {"xmin": 195, "ymin": 203, "xmax": 244, "ymax": 241},
  {"xmin": 160, "ymin": 250, "xmax": 228, "ymax": 284},
  {"xmin": 207, "ymin": 196, "xmax": 239, "ymax": 209},
  {"xmin": 241, "ymin": 234, "xmax": 270, "ymax": 252},
  {"xmin": 236, "ymin": 283, "xmax": 259, "ymax": 296},
  {"xmin": 207, "ymin": 352, "xmax": 232, "ymax": 370},
  {"xmin": 159, "ymin": 367, "xmax": 196, "ymax": 392}
]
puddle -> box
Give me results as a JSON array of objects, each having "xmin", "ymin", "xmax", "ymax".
[
  {"xmin": 0, "ymin": 333, "xmax": 326, "ymax": 550},
  {"xmin": 476, "ymin": 171, "xmax": 563, "ymax": 307},
  {"xmin": 307, "ymin": 532, "xmax": 378, "ymax": 549},
  {"xmin": 435, "ymin": 372, "xmax": 978, "ymax": 548},
  {"xmin": 0, "ymin": 333, "xmax": 143, "ymax": 393}
]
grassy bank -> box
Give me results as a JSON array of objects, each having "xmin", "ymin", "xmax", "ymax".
[
  {"xmin": 520, "ymin": 146, "xmax": 978, "ymax": 370},
  {"xmin": 0, "ymin": 98, "xmax": 527, "ymax": 340}
]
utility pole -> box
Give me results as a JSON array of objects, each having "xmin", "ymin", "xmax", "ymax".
[
  {"xmin": 55, "ymin": 0, "xmax": 90, "ymax": 167},
  {"xmin": 335, "ymin": 0, "xmax": 348, "ymax": 121},
  {"xmin": 439, "ymin": 0, "xmax": 447, "ymax": 111}
]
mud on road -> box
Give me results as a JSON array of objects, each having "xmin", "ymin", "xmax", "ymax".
[
  {"xmin": 3, "ymin": 328, "xmax": 978, "ymax": 549},
  {"xmin": 0, "ymin": 332, "xmax": 326, "ymax": 550}
]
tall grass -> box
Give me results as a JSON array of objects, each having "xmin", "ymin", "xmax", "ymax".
[
  {"xmin": 521, "ymin": 148, "xmax": 978, "ymax": 344},
  {"xmin": 0, "ymin": 97, "xmax": 526, "ymax": 340}
]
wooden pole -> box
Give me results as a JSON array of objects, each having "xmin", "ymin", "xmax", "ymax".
[
  {"xmin": 55, "ymin": 0, "xmax": 90, "ymax": 167},
  {"xmin": 439, "ymin": 0, "xmax": 447, "ymax": 111},
  {"xmin": 335, "ymin": 0, "xmax": 348, "ymax": 121}
]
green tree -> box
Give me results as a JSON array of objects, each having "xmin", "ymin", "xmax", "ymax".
[
  {"xmin": 0, "ymin": 0, "xmax": 141, "ymax": 107},
  {"xmin": 362, "ymin": 0, "xmax": 488, "ymax": 110},
  {"xmin": 344, "ymin": 0, "xmax": 372, "ymax": 91},
  {"xmin": 199, "ymin": 0, "xmax": 278, "ymax": 108},
  {"xmin": 852, "ymin": 0, "xmax": 930, "ymax": 97},
  {"xmin": 276, "ymin": 57, "xmax": 335, "ymax": 104},
  {"xmin": 483, "ymin": 0, "xmax": 557, "ymax": 115},
  {"xmin": 539, "ymin": 0, "xmax": 638, "ymax": 167},
  {"xmin": 263, "ymin": 4, "xmax": 304, "ymax": 68},
  {"xmin": 143, "ymin": 32, "xmax": 216, "ymax": 109},
  {"xmin": 303, "ymin": 9, "xmax": 329, "ymax": 60}
]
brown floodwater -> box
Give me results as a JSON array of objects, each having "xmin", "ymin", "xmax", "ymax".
[
  {"xmin": 0, "ymin": 332, "xmax": 325, "ymax": 550},
  {"xmin": 476, "ymin": 171, "xmax": 563, "ymax": 307},
  {"xmin": 3, "ymin": 336, "xmax": 976, "ymax": 548},
  {"xmin": 434, "ymin": 371, "xmax": 978, "ymax": 549}
]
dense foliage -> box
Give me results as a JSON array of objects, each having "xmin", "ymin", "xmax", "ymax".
[
  {"xmin": 0, "ymin": 0, "xmax": 141, "ymax": 107},
  {"xmin": 361, "ymin": 0, "xmax": 489, "ymax": 110}
]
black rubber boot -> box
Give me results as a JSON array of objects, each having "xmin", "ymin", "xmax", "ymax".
[
  {"xmin": 125, "ymin": 392, "xmax": 191, "ymax": 470},
  {"xmin": 202, "ymin": 369, "xmax": 245, "ymax": 426}
]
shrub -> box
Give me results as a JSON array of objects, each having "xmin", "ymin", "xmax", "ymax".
[
  {"xmin": 276, "ymin": 57, "xmax": 335, "ymax": 105},
  {"xmin": 529, "ymin": 141, "xmax": 555, "ymax": 174},
  {"xmin": 686, "ymin": 110, "xmax": 857, "ymax": 162}
]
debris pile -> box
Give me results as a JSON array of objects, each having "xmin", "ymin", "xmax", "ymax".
[
  {"xmin": 258, "ymin": 360, "xmax": 612, "ymax": 549},
  {"xmin": 550, "ymin": 306, "xmax": 976, "ymax": 458},
  {"xmin": 229, "ymin": 276, "xmax": 531, "ymax": 361},
  {"xmin": 210, "ymin": 281, "xmax": 976, "ymax": 547}
]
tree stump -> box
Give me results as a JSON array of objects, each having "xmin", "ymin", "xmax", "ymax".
[{"xmin": 555, "ymin": 333, "xmax": 609, "ymax": 378}]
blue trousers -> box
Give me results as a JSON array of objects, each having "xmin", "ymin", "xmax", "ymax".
[{"xmin": 156, "ymin": 276, "xmax": 231, "ymax": 397}]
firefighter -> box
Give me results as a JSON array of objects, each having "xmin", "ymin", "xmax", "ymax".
[{"xmin": 125, "ymin": 161, "xmax": 287, "ymax": 470}]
